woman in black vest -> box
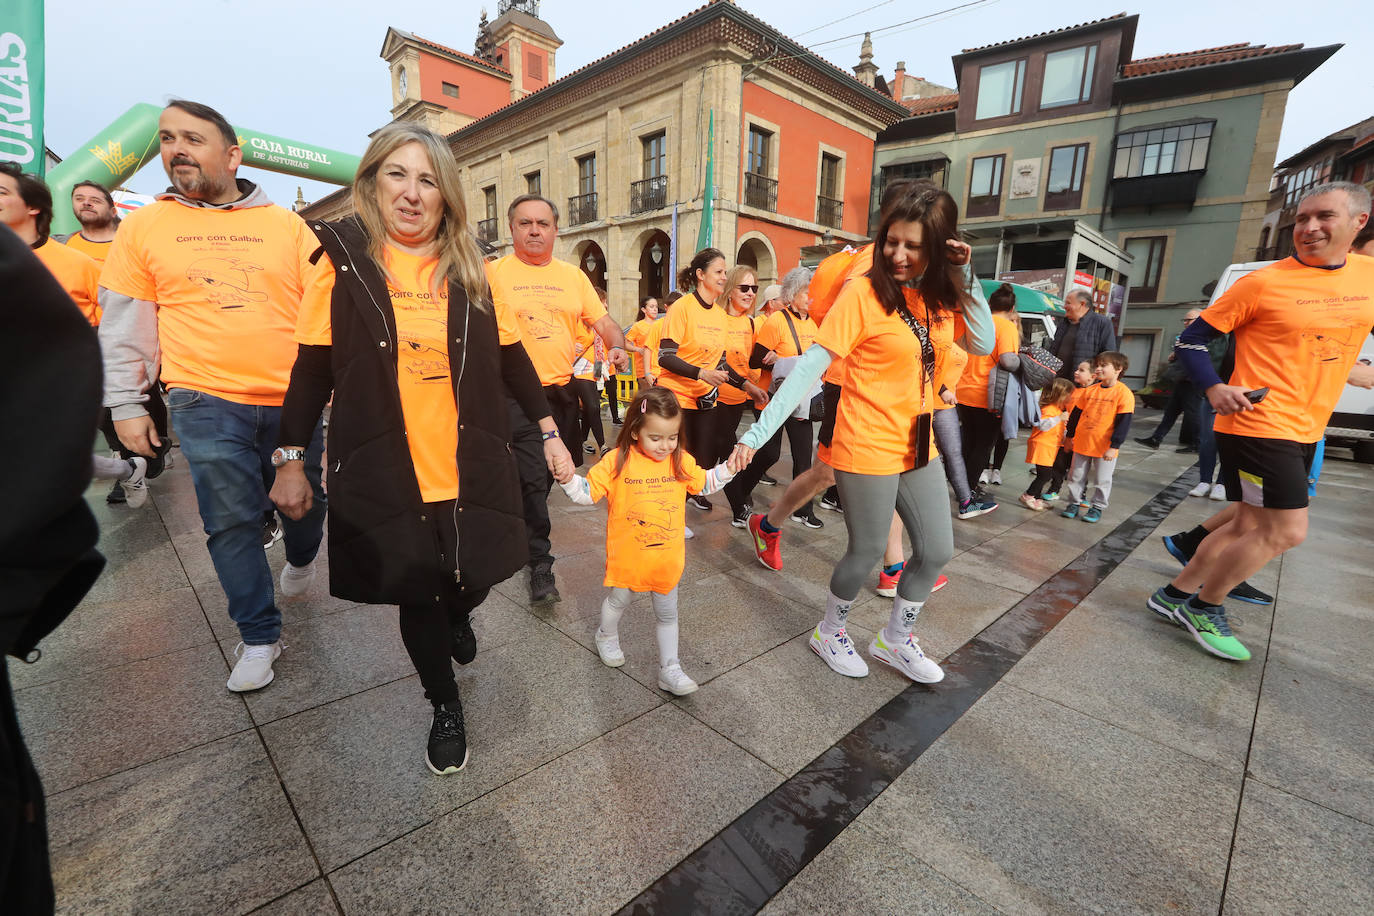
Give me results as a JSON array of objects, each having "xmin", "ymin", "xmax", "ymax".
[{"xmin": 270, "ymin": 124, "xmax": 571, "ymax": 776}]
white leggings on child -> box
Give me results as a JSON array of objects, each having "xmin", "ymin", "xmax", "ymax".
[{"xmin": 598, "ymin": 587, "xmax": 681, "ymax": 669}]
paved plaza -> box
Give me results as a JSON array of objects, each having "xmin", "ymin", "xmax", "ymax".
[{"xmin": 14, "ymin": 410, "xmax": 1374, "ymax": 915}]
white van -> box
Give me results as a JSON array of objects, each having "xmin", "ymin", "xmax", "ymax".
[{"xmin": 1206, "ymin": 260, "xmax": 1374, "ymax": 463}]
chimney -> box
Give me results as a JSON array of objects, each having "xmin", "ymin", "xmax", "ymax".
[{"xmin": 892, "ymin": 61, "xmax": 907, "ymax": 100}]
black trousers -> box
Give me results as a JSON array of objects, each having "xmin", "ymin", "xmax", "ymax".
[
  {"xmin": 1028, "ymin": 448, "xmax": 1072, "ymax": 497},
  {"xmin": 571, "ymin": 378, "xmax": 604, "ymax": 449},
  {"xmin": 713, "ymin": 401, "xmax": 749, "ymax": 467},
  {"xmin": 957, "ymin": 404, "xmax": 1002, "ymax": 492},
  {"xmin": 396, "ymin": 500, "xmax": 491, "ymax": 706},
  {"xmin": 507, "ymin": 389, "xmax": 580, "ymax": 571},
  {"xmin": 726, "ymin": 416, "xmax": 813, "ymax": 513},
  {"xmin": 682, "ymin": 406, "xmax": 724, "ymax": 469}
]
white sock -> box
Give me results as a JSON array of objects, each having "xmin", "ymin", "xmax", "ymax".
[
  {"xmin": 819, "ymin": 591, "xmax": 853, "ymax": 637},
  {"xmin": 884, "ymin": 598, "xmax": 923, "ymax": 644},
  {"xmin": 652, "ymin": 590, "xmax": 680, "ymax": 669}
]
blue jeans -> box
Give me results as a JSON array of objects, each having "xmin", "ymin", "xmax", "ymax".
[{"xmin": 169, "ymin": 389, "xmax": 327, "ymax": 644}]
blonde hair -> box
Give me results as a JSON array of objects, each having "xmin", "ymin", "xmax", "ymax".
[
  {"xmin": 351, "ymin": 123, "xmax": 489, "ymax": 309},
  {"xmin": 716, "ymin": 264, "xmax": 757, "ymax": 314}
]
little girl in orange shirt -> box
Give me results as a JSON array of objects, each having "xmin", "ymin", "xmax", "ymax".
[
  {"xmin": 1020, "ymin": 379, "xmax": 1076, "ymax": 510},
  {"xmin": 559, "ymin": 387, "xmax": 736, "ymax": 695}
]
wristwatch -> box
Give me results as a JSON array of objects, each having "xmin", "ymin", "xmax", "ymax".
[{"xmin": 271, "ymin": 447, "xmax": 306, "ymax": 467}]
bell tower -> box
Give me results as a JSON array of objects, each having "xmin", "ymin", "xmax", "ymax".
[{"xmin": 489, "ymin": 0, "xmax": 563, "ymax": 101}]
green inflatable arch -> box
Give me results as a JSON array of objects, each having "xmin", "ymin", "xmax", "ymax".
[{"xmin": 47, "ymin": 103, "xmax": 360, "ymax": 235}]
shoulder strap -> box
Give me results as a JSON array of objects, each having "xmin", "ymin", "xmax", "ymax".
[
  {"xmin": 894, "ymin": 302, "xmax": 937, "ymax": 383},
  {"xmin": 781, "ymin": 309, "xmax": 803, "ymax": 354}
]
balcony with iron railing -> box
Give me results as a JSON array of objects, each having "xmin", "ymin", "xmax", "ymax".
[
  {"xmin": 476, "ymin": 218, "xmax": 497, "ymax": 244},
  {"xmin": 744, "ymin": 172, "xmax": 777, "ymax": 212},
  {"xmin": 568, "ymin": 192, "xmax": 598, "ymax": 226},
  {"xmin": 630, "ymin": 175, "xmax": 668, "ymax": 214},
  {"xmin": 816, "ymin": 196, "xmax": 843, "ymax": 230}
]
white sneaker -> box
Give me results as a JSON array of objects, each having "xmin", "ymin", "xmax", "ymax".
[
  {"xmin": 809, "ymin": 626, "xmax": 869, "ymax": 677},
  {"xmin": 227, "ymin": 641, "xmax": 281, "ymax": 692},
  {"xmin": 978, "ymin": 469, "xmax": 991, "ymax": 485},
  {"xmin": 1188, "ymin": 481, "xmax": 1211, "ymax": 497},
  {"xmin": 594, "ymin": 628, "xmax": 624, "ymax": 667},
  {"xmin": 1209, "ymin": 483, "xmax": 1227, "ymax": 501},
  {"xmin": 870, "ymin": 630, "xmax": 944, "ymax": 683},
  {"xmin": 123, "ymin": 457, "xmax": 149, "ymax": 508},
  {"xmin": 684, "ymin": 526, "xmax": 695, "ymax": 540},
  {"xmin": 279, "ymin": 560, "xmax": 316, "ymax": 599},
  {"xmin": 657, "ymin": 663, "xmax": 698, "ymax": 695},
  {"xmin": 990, "ymin": 469, "xmax": 1003, "ymax": 486}
]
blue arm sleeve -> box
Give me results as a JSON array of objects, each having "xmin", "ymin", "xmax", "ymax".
[
  {"xmin": 739, "ymin": 344, "xmax": 833, "ymax": 450},
  {"xmin": 1109, "ymin": 412, "xmax": 1133, "ymax": 449},
  {"xmin": 1175, "ymin": 317, "xmax": 1225, "ymax": 391},
  {"xmin": 958, "ymin": 264, "xmax": 996, "ymax": 356}
]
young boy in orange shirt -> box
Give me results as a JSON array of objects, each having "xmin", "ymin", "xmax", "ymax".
[{"xmin": 1061, "ymin": 351, "xmax": 1135, "ymax": 523}]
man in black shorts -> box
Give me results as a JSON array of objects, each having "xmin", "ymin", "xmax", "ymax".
[{"xmin": 1147, "ymin": 181, "xmax": 1373, "ymax": 661}]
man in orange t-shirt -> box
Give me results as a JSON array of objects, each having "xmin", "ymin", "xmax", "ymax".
[
  {"xmin": 487, "ymin": 195, "xmax": 629, "ymax": 605},
  {"xmin": 97, "ymin": 100, "xmax": 327, "ymax": 692},
  {"xmin": 1149, "ymin": 182, "xmax": 1374, "ymax": 664},
  {"xmin": 56, "ymin": 180, "xmax": 120, "ymax": 264}
]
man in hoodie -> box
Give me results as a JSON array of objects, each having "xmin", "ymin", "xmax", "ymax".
[{"xmin": 98, "ymin": 100, "xmax": 327, "ymax": 692}]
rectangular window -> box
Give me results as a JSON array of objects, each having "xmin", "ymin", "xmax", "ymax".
[
  {"xmin": 525, "ymin": 171, "xmax": 541, "ymax": 196},
  {"xmin": 577, "ymin": 154, "xmax": 597, "ymax": 195},
  {"xmin": 1040, "ymin": 45, "xmax": 1097, "ymax": 109},
  {"xmin": 483, "ymin": 187, "xmax": 497, "ymax": 221},
  {"xmin": 967, "ymin": 154, "xmax": 1005, "ymax": 217},
  {"xmin": 1125, "ymin": 236, "xmax": 1167, "ymax": 303},
  {"xmin": 975, "ymin": 59, "xmax": 1027, "ymax": 120},
  {"xmin": 527, "ymin": 53, "xmax": 544, "ymax": 81},
  {"xmin": 880, "ymin": 158, "xmax": 948, "ymax": 194},
  {"xmin": 1283, "ymin": 157, "xmax": 1334, "ymax": 207},
  {"xmin": 1113, "ymin": 121, "xmax": 1213, "ymax": 179},
  {"xmin": 747, "ymin": 125, "xmax": 772, "ymax": 177},
  {"xmin": 642, "ymin": 132, "xmax": 666, "ymax": 179},
  {"xmin": 819, "ymin": 153, "xmax": 841, "ymax": 199},
  {"xmin": 1044, "ymin": 143, "xmax": 1088, "ymax": 210},
  {"xmin": 441, "ymin": 82, "xmax": 460, "ymax": 99}
]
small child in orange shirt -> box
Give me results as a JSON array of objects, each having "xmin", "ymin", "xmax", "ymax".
[
  {"xmin": 1042, "ymin": 361, "xmax": 1096, "ymax": 502},
  {"xmin": 1061, "ymin": 352, "xmax": 1135, "ymax": 523},
  {"xmin": 559, "ymin": 387, "xmax": 736, "ymax": 695},
  {"xmin": 1019, "ymin": 378, "xmax": 1076, "ymax": 511}
]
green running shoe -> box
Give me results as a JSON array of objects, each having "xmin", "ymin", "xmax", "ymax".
[
  {"xmin": 1174, "ymin": 599, "xmax": 1251, "ymax": 661},
  {"xmin": 1146, "ymin": 587, "xmax": 1186, "ymax": 627}
]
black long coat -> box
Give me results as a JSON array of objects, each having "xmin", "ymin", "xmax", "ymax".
[{"xmin": 301, "ymin": 217, "xmax": 547, "ymax": 604}]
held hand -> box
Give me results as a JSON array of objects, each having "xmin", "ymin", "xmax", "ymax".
[
  {"xmin": 1348, "ymin": 362, "xmax": 1374, "ymax": 389},
  {"xmin": 269, "ymin": 464, "xmax": 313, "ymax": 521},
  {"xmin": 113, "ymin": 415, "xmax": 161, "ymax": 458},
  {"xmin": 940, "ymin": 389, "xmax": 956, "ymax": 406},
  {"xmin": 609, "ymin": 347, "xmax": 630, "ymax": 373},
  {"xmin": 699, "ymin": 368, "xmax": 730, "ymax": 387},
  {"xmin": 945, "ymin": 238, "xmax": 972, "ymax": 267},
  {"xmin": 728, "ymin": 443, "xmax": 755, "ymax": 473},
  {"xmin": 544, "ymin": 437, "xmax": 575, "ymax": 483},
  {"xmin": 762, "ymin": 350, "xmax": 779, "ymax": 366},
  {"xmin": 1207, "ymin": 383, "xmax": 1255, "ymax": 416},
  {"xmin": 1103, "ymin": 447, "xmax": 1119, "ymax": 461},
  {"xmin": 745, "ymin": 382, "xmax": 770, "ymax": 406},
  {"xmin": 645, "ymin": 373, "xmax": 657, "ymax": 386}
]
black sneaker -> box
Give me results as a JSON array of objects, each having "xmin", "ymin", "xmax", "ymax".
[
  {"xmin": 451, "ymin": 614, "xmax": 477, "ymax": 665},
  {"xmin": 819, "ymin": 493, "xmax": 843, "ymax": 513},
  {"xmin": 1161, "ymin": 533, "xmax": 1195, "ymax": 565},
  {"xmin": 759, "ymin": 473, "xmax": 778, "ymax": 487},
  {"xmin": 687, "ymin": 494, "xmax": 712, "ymax": 511},
  {"xmin": 425, "ymin": 700, "xmax": 469, "ymax": 775},
  {"xmin": 262, "ymin": 518, "xmax": 283, "ymax": 550},
  {"xmin": 107, "ymin": 480, "xmax": 127, "ymax": 504},
  {"xmin": 1133, "ymin": 437, "xmax": 1160, "ymax": 449},
  {"xmin": 530, "ymin": 566, "xmax": 560, "ymax": 605},
  {"xmin": 730, "ymin": 506, "xmax": 750, "ymax": 529},
  {"xmin": 1228, "ymin": 580, "xmax": 1273, "ymax": 605},
  {"xmin": 791, "ymin": 511, "xmax": 824, "ymax": 529},
  {"xmin": 1176, "ymin": 444, "xmax": 1197, "ymax": 453}
]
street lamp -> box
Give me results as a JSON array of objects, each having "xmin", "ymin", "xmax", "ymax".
[
  {"xmin": 584, "ymin": 251, "xmax": 596, "ymax": 272},
  {"xmin": 650, "ymin": 240, "xmax": 663, "ymax": 264}
]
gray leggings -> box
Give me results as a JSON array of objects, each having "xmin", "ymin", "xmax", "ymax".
[
  {"xmin": 932, "ymin": 408, "xmax": 972, "ymax": 502},
  {"xmin": 832, "ymin": 461, "xmax": 955, "ymax": 603}
]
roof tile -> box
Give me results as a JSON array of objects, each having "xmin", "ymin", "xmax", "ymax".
[
  {"xmin": 903, "ymin": 93, "xmax": 959, "ymax": 115},
  {"xmin": 1120, "ymin": 43, "xmax": 1303, "ymax": 77},
  {"xmin": 961, "ymin": 13, "xmax": 1127, "ymax": 54},
  {"xmin": 409, "ymin": 30, "xmax": 511, "ymax": 74}
]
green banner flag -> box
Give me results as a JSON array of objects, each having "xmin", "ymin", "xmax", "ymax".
[
  {"xmin": 696, "ymin": 110, "xmax": 714, "ymax": 251},
  {"xmin": 0, "ymin": 0, "xmax": 45, "ymax": 175},
  {"xmin": 234, "ymin": 128, "xmax": 359, "ymax": 185}
]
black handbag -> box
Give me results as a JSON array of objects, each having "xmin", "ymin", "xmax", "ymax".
[
  {"xmin": 893, "ymin": 302, "xmax": 937, "ymax": 469},
  {"xmin": 780, "ymin": 310, "xmax": 825, "ymax": 422}
]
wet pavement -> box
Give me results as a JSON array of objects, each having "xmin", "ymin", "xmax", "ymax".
[{"xmin": 15, "ymin": 410, "xmax": 1374, "ymax": 915}]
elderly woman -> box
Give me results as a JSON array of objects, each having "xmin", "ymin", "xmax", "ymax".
[
  {"xmin": 724, "ymin": 266, "xmax": 819, "ymax": 527},
  {"xmin": 270, "ymin": 123, "xmax": 571, "ymax": 776}
]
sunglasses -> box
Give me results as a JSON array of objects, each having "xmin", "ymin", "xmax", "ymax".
[{"xmin": 736, "ymin": 284, "xmax": 759, "ymax": 293}]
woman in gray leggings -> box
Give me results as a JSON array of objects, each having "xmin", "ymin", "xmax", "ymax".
[{"xmin": 733, "ymin": 187, "xmax": 993, "ymax": 683}]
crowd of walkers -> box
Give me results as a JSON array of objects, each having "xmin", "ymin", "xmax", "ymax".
[{"xmin": 6, "ymin": 99, "xmax": 1374, "ymax": 814}]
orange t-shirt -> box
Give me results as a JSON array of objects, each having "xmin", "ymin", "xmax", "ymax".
[
  {"xmin": 1070, "ymin": 382, "xmax": 1134, "ymax": 457},
  {"xmin": 936, "ymin": 343, "xmax": 967, "ymax": 411},
  {"xmin": 956, "ymin": 312, "xmax": 1019, "ymax": 410},
  {"xmin": 486, "ymin": 254, "xmax": 606, "ymax": 387},
  {"xmin": 99, "ymin": 199, "xmax": 316, "ymax": 405},
  {"xmin": 625, "ymin": 317, "xmax": 657, "ymax": 378},
  {"xmin": 63, "ymin": 232, "xmax": 116, "ymax": 264},
  {"xmin": 656, "ymin": 292, "xmax": 729, "ymax": 410},
  {"xmin": 755, "ymin": 308, "xmax": 819, "ymax": 392},
  {"xmin": 1026, "ymin": 403, "xmax": 1067, "ymax": 466},
  {"xmin": 717, "ymin": 310, "xmax": 758, "ymax": 406},
  {"xmin": 586, "ymin": 447, "xmax": 708, "ymax": 593},
  {"xmin": 814, "ymin": 278, "xmax": 952, "ymax": 475},
  {"xmin": 572, "ymin": 326, "xmax": 597, "ymax": 382},
  {"xmin": 811, "ymin": 244, "xmax": 873, "ymax": 387},
  {"xmin": 1203, "ymin": 256, "xmax": 1374, "ymax": 443},
  {"xmin": 35, "ymin": 238, "xmax": 101, "ymax": 326}
]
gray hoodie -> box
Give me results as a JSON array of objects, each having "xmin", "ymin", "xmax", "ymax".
[{"xmin": 98, "ymin": 180, "xmax": 276, "ymax": 420}]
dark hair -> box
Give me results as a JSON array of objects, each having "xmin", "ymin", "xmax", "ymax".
[
  {"xmin": 866, "ymin": 186, "xmax": 966, "ymax": 317},
  {"xmin": 879, "ymin": 177, "xmax": 938, "ymax": 216},
  {"xmin": 677, "ymin": 247, "xmax": 725, "ymax": 292},
  {"xmin": 616, "ymin": 387, "xmax": 688, "ymax": 479},
  {"xmin": 637, "ymin": 295, "xmax": 659, "ymax": 320},
  {"xmin": 1040, "ymin": 377, "xmax": 1075, "ymax": 409},
  {"xmin": 165, "ymin": 99, "xmax": 238, "ymax": 147},
  {"xmin": 72, "ymin": 179, "xmax": 115, "ymax": 207},
  {"xmin": 1354, "ymin": 221, "xmax": 1374, "ymax": 251},
  {"xmin": 1, "ymin": 162, "xmax": 53, "ymax": 242},
  {"xmin": 1094, "ymin": 350, "xmax": 1129, "ymax": 373},
  {"xmin": 663, "ymin": 290, "xmax": 683, "ymax": 307},
  {"xmin": 594, "ymin": 286, "xmax": 607, "ymax": 304},
  {"xmin": 506, "ymin": 193, "xmax": 560, "ymax": 227},
  {"xmin": 988, "ymin": 282, "xmax": 1016, "ymax": 313}
]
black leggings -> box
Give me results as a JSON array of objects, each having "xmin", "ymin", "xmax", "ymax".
[
  {"xmin": 714, "ymin": 401, "xmax": 748, "ymax": 468},
  {"xmin": 1027, "ymin": 448, "xmax": 1071, "ymax": 497},
  {"xmin": 397, "ymin": 500, "xmax": 491, "ymax": 707},
  {"xmin": 725, "ymin": 416, "xmax": 813, "ymax": 513},
  {"xmin": 957, "ymin": 404, "xmax": 1002, "ymax": 491},
  {"xmin": 572, "ymin": 378, "xmax": 604, "ymax": 449},
  {"xmin": 682, "ymin": 406, "xmax": 723, "ymax": 468}
]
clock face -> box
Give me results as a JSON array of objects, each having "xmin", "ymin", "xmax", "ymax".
[{"xmin": 399, "ymin": 70, "xmax": 408, "ymax": 96}]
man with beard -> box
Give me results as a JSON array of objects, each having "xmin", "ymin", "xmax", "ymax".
[
  {"xmin": 98, "ymin": 100, "xmax": 327, "ymax": 692},
  {"xmin": 56, "ymin": 180, "xmax": 120, "ymax": 263}
]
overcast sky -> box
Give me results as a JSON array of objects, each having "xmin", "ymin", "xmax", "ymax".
[{"xmin": 43, "ymin": 0, "xmax": 1366, "ymax": 208}]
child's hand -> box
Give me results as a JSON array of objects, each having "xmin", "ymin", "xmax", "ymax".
[
  {"xmin": 728, "ymin": 443, "xmax": 755, "ymax": 473},
  {"xmin": 1104, "ymin": 447, "xmax": 1119, "ymax": 461}
]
